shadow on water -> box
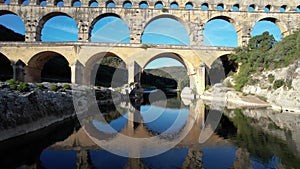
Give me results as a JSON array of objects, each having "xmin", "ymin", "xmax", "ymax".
[{"xmin": 0, "ymin": 117, "xmax": 79, "ymax": 168}]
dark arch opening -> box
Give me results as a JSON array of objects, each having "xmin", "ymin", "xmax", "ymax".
[
  {"xmin": 249, "ymin": 4, "xmax": 256, "ymax": 11},
  {"xmin": 280, "ymin": 5, "xmax": 287, "ymax": 12},
  {"xmin": 37, "ymin": 0, "xmax": 47, "ymax": 6},
  {"xmin": 233, "ymin": 4, "xmax": 239, "ymax": 11},
  {"xmin": 265, "ymin": 5, "xmax": 271, "ymax": 12},
  {"xmin": 216, "ymin": 3, "xmax": 224, "ymax": 10},
  {"xmin": 123, "ymin": 1, "xmax": 132, "ymax": 8},
  {"xmin": 54, "ymin": 0, "xmax": 64, "ymax": 6},
  {"xmin": 170, "ymin": 2, "xmax": 178, "ymax": 9},
  {"xmin": 155, "ymin": 1, "xmax": 163, "ymax": 8},
  {"xmin": 201, "ymin": 3, "xmax": 208, "ymax": 10},
  {"xmin": 28, "ymin": 52, "xmax": 71, "ymax": 83},
  {"xmin": 139, "ymin": 1, "xmax": 148, "ymax": 8},
  {"xmin": 85, "ymin": 53, "xmax": 127, "ymax": 87},
  {"xmin": 106, "ymin": 0, "xmax": 115, "ymax": 7},
  {"xmin": 0, "ymin": 12, "xmax": 25, "ymax": 41},
  {"xmin": 18, "ymin": 0, "xmax": 29, "ymax": 5},
  {"xmin": 72, "ymin": 0, "xmax": 81, "ymax": 6},
  {"xmin": 38, "ymin": 12, "xmax": 78, "ymax": 42},
  {"xmin": 89, "ymin": 0, "xmax": 98, "ymax": 7},
  {"xmin": 208, "ymin": 55, "xmax": 237, "ymax": 85},
  {"xmin": 0, "ymin": 53, "xmax": 13, "ymax": 81},
  {"xmin": 297, "ymin": 5, "xmax": 300, "ymax": 12},
  {"xmin": 185, "ymin": 2, "xmax": 193, "ymax": 9}
]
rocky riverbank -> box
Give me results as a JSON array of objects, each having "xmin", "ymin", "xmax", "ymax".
[
  {"xmin": 241, "ymin": 60, "xmax": 300, "ymax": 113},
  {"xmin": 0, "ymin": 82, "xmax": 118, "ymax": 141}
]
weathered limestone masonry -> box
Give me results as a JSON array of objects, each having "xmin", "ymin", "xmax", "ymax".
[{"xmin": 0, "ymin": 0, "xmax": 299, "ymax": 94}]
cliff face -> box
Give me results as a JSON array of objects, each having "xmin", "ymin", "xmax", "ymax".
[
  {"xmin": 242, "ymin": 60, "xmax": 300, "ymax": 111},
  {"xmin": 0, "ymin": 83, "xmax": 75, "ymax": 141}
]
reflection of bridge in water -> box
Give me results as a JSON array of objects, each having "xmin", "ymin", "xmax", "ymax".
[{"xmin": 48, "ymin": 99, "xmax": 237, "ymax": 169}]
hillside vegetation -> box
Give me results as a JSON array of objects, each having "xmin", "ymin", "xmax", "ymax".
[
  {"xmin": 0, "ymin": 24, "xmax": 25, "ymax": 41},
  {"xmin": 229, "ymin": 30, "xmax": 300, "ymax": 90}
]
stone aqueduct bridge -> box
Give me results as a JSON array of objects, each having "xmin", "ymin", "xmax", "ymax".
[{"xmin": 0, "ymin": 0, "xmax": 299, "ymax": 93}]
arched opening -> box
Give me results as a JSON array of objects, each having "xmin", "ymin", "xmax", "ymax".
[
  {"xmin": 84, "ymin": 52, "xmax": 127, "ymax": 87},
  {"xmin": 0, "ymin": 12, "xmax": 25, "ymax": 41},
  {"xmin": 27, "ymin": 52, "xmax": 71, "ymax": 83},
  {"xmin": 251, "ymin": 18, "xmax": 282, "ymax": 41},
  {"xmin": 37, "ymin": 0, "xmax": 47, "ymax": 6},
  {"xmin": 297, "ymin": 6, "xmax": 300, "ymax": 12},
  {"xmin": 90, "ymin": 15, "xmax": 130, "ymax": 43},
  {"xmin": 185, "ymin": 2, "xmax": 193, "ymax": 9},
  {"xmin": 280, "ymin": 5, "xmax": 287, "ymax": 12},
  {"xmin": 54, "ymin": 0, "xmax": 64, "ymax": 6},
  {"xmin": 142, "ymin": 53, "xmax": 190, "ymax": 92},
  {"xmin": 142, "ymin": 16, "xmax": 190, "ymax": 45},
  {"xmin": 89, "ymin": 0, "xmax": 98, "ymax": 6},
  {"xmin": 72, "ymin": 0, "xmax": 81, "ymax": 6},
  {"xmin": 139, "ymin": 1, "xmax": 148, "ymax": 8},
  {"xmin": 233, "ymin": 4, "xmax": 239, "ymax": 11},
  {"xmin": 208, "ymin": 55, "xmax": 237, "ymax": 85},
  {"xmin": 216, "ymin": 3, "xmax": 224, "ymax": 10},
  {"xmin": 106, "ymin": 0, "xmax": 115, "ymax": 7},
  {"xmin": 264, "ymin": 5, "xmax": 272, "ymax": 12},
  {"xmin": 203, "ymin": 17, "xmax": 238, "ymax": 47},
  {"xmin": 3, "ymin": 0, "xmax": 10, "ymax": 4},
  {"xmin": 249, "ymin": 4, "xmax": 256, "ymax": 11},
  {"xmin": 0, "ymin": 53, "xmax": 13, "ymax": 81},
  {"xmin": 154, "ymin": 1, "xmax": 163, "ymax": 9},
  {"xmin": 123, "ymin": 1, "xmax": 132, "ymax": 8},
  {"xmin": 170, "ymin": 2, "xmax": 178, "ymax": 9},
  {"xmin": 201, "ymin": 3, "xmax": 209, "ymax": 10},
  {"xmin": 18, "ymin": 0, "xmax": 29, "ymax": 5},
  {"xmin": 39, "ymin": 13, "xmax": 78, "ymax": 42}
]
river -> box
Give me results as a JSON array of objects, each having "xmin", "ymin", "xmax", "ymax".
[{"xmin": 1, "ymin": 94, "xmax": 300, "ymax": 169}]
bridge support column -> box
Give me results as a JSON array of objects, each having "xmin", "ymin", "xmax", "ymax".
[
  {"xmin": 190, "ymin": 64, "xmax": 206, "ymax": 95},
  {"xmin": 181, "ymin": 149, "xmax": 204, "ymax": 169},
  {"xmin": 190, "ymin": 22, "xmax": 204, "ymax": 46},
  {"xmin": 76, "ymin": 150, "xmax": 92, "ymax": 169},
  {"xmin": 71, "ymin": 60, "xmax": 84, "ymax": 84},
  {"xmin": 24, "ymin": 19, "xmax": 39, "ymax": 42},
  {"xmin": 78, "ymin": 20, "xmax": 90, "ymax": 42},
  {"xmin": 12, "ymin": 60, "xmax": 26, "ymax": 82},
  {"xmin": 127, "ymin": 61, "xmax": 141, "ymax": 85},
  {"xmin": 24, "ymin": 66, "xmax": 41, "ymax": 82}
]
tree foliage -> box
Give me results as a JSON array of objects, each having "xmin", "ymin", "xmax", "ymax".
[{"xmin": 228, "ymin": 31, "xmax": 300, "ymax": 90}]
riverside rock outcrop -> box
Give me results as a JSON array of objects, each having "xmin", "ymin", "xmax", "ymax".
[
  {"xmin": 242, "ymin": 60, "xmax": 300, "ymax": 112},
  {"xmin": 0, "ymin": 82, "xmax": 117, "ymax": 141}
]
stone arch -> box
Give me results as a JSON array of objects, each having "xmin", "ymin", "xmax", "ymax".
[
  {"xmin": 204, "ymin": 15, "xmax": 240, "ymax": 46},
  {"xmin": 105, "ymin": 0, "xmax": 115, "ymax": 7},
  {"xmin": 0, "ymin": 10, "xmax": 26, "ymax": 40},
  {"xmin": 253, "ymin": 17, "xmax": 288, "ymax": 37},
  {"xmin": 142, "ymin": 14, "xmax": 190, "ymax": 37},
  {"xmin": 123, "ymin": 0, "xmax": 132, "ymax": 8},
  {"xmin": 36, "ymin": 12, "xmax": 76, "ymax": 41},
  {"xmin": 0, "ymin": 52, "xmax": 13, "ymax": 81},
  {"xmin": 83, "ymin": 52, "xmax": 127, "ymax": 86},
  {"xmin": 154, "ymin": 1, "xmax": 163, "ymax": 8},
  {"xmin": 71, "ymin": 0, "xmax": 81, "ymax": 6},
  {"xmin": 89, "ymin": 13, "xmax": 129, "ymax": 42},
  {"xmin": 27, "ymin": 51, "xmax": 71, "ymax": 82}
]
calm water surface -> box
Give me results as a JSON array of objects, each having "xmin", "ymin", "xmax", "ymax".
[{"xmin": 1, "ymin": 95, "xmax": 300, "ymax": 169}]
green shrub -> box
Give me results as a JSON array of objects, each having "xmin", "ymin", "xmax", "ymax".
[
  {"xmin": 6, "ymin": 79, "xmax": 18, "ymax": 90},
  {"xmin": 63, "ymin": 84, "xmax": 71, "ymax": 90},
  {"xmin": 285, "ymin": 79, "xmax": 292, "ymax": 89},
  {"xmin": 49, "ymin": 84, "xmax": 58, "ymax": 92},
  {"xmin": 17, "ymin": 82, "xmax": 29, "ymax": 92},
  {"xmin": 205, "ymin": 84, "xmax": 211, "ymax": 91},
  {"xmin": 6, "ymin": 79, "xmax": 17, "ymax": 85},
  {"xmin": 268, "ymin": 74, "xmax": 275, "ymax": 83},
  {"xmin": 273, "ymin": 79, "xmax": 284, "ymax": 89}
]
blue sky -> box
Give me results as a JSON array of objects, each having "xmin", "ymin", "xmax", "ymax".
[{"xmin": 0, "ymin": 14, "xmax": 282, "ymax": 69}]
